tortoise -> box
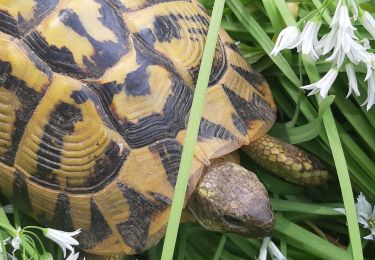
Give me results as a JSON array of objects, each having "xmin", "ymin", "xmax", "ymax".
[{"xmin": 0, "ymin": 0, "xmax": 329, "ymax": 257}]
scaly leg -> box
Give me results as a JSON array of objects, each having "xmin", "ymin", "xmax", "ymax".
[{"xmin": 242, "ymin": 135, "xmax": 329, "ymax": 185}]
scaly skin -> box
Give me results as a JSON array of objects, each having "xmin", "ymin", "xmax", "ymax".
[
  {"xmin": 188, "ymin": 159, "xmax": 275, "ymax": 238},
  {"xmin": 242, "ymin": 135, "xmax": 329, "ymax": 185}
]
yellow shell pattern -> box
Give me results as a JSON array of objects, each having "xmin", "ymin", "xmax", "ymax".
[{"xmin": 0, "ymin": 0, "xmax": 276, "ymax": 255}]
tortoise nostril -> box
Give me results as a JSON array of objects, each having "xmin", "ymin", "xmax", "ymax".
[{"xmin": 223, "ymin": 215, "xmax": 245, "ymax": 226}]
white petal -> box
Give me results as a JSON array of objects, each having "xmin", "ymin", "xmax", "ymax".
[
  {"xmin": 331, "ymin": 1, "xmax": 343, "ymax": 28},
  {"xmin": 338, "ymin": 6, "xmax": 355, "ymax": 30},
  {"xmin": 358, "ymin": 216, "xmax": 369, "ymax": 228},
  {"xmin": 292, "ymin": 21, "xmax": 321, "ymax": 60},
  {"xmin": 66, "ymin": 250, "xmax": 80, "ymax": 260},
  {"xmin": 55, "ymin": 240, "xmax": 68, "ymax": 257},
  {"xmin": 356, "ymin": 193, "xmax": 372, "ymax": 218},
  {"xmin": 360, "ymin": 12, "xmax": 375, "ymax": 39},
  {"xmin": 363, "ymin": 233, "xmax": 375, "ymax": 240},
  {"xmin": 11, "ymin": 236, "xmax": 21, "ymax": 253},
  {"xmin": 334, "ymin": 208, "xmax": 346, "ymax": 215},
  {"xmin": 270, "ymin": 26, "xmax": 299, "ymax": 56},
  {"xmin": 257, "ymin": 237, "xmax": 269, "ymax": 260},
  {"xmin": 345, "ymin": 63, "xmax": 360, "ymax": 97},
  {"xmin": 267, "ymin": 241, "xmax": 287, "ymax": 260},
  {"xmin": 363, "ymin": 73, "xmax": 375, "ymax": 111},
  {"xmin": 44, "ymin": 228, "xmax": 81, "ymax": 258},
  {"xmin": 321, "ymin": 29, "xmax": 337, "ymax": 54},
  {"xmin": 11, "ymin": 227, "xmax": 22, "ymax": 253},
  {"xmin": 349, "ymin": 0, "xmax": 358, "ymax": 20},
  {"xmin": 322, "ymin": 69, "xmax": 339, "ymax": 97}
]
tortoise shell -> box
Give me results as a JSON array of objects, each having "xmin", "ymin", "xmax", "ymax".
[{"xmin": 0, "ymin": 0, "xmax": 276, "ymax": 255}]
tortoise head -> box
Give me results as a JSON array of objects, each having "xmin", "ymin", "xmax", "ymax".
[{"xmin": 187, "ymin": 160, "xmax": 275, "ymax": 238}]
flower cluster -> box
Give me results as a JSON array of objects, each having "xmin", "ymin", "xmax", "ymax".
[
  {"xmin": 44, "ymin": 228, "xmax": 81, "ymax": 259},
  {"xmin": 0, "ymin": 225, "xmax": 81, "ymax": 260},
  {"xmin": 271, "ymin": 0, "xmax": 375, "ymax": 110}
]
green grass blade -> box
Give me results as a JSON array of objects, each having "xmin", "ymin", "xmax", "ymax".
[
  {"xmin": 270, "ymin": 199, "xmax": 343, "ymax": 215},
  {"xmin": 176, "ymin": 225, "xmax": 187, "ymax": 260},
  {"xmin": 225, "ymin": 234, "xmax": 258, "ymax": 257},
  {"xmin": 299, "ymin": 53, "xmax": 363, "ymax": 260},
  {"xmin": 269, "ymin": 118, "xmax": 322, "ymax": 144},
  {"xmin": 321, "ymin": 108, "xmax": 363, "ymax": 260},
  {"xmin": 333, "ymin": 81, "xmax": 375, "ymax": 152},
  {"xmin": 274, "ymin": 215, "xmax": 352, "ymax": 260},
  {"xmin": 262, "ymin": 0, "xmax": 284, "ymax": 32},
  {"xmin": 160, "ymin": 1, "xmax": 225, "ymax": 259},
  {"xmin": 213, "ymin": 235, "xmax": 226, "ymax": 260},
  {"xmin": 226, "ymin": 0, "xmax": 301, "ymax": 87}
]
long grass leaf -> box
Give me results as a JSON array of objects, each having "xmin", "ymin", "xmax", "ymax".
[
  {"xmin": 160, "ymin": 1, "xmax": 225, "ymax": 259},
  {"xmin": 213, "ymin": 235, "xmax": 226, "ymax": 260},
  {"xmin": 270, "ymin": 199, "xmax": 342, "ymax": 215},
  {"xmin": 274, "ymin": 215, "xmax": 352, "ymax": 260}
]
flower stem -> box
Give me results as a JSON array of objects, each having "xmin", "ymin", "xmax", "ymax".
[{"xmin": 0, "ymin": 208, "xmax": 38, "ymax": 259}]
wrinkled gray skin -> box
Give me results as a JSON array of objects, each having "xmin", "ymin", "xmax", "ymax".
[{"xmin": 187, "ymin": 159, "xmax": 275, "ymax": 237}]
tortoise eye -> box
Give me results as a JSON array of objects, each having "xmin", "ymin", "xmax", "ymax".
[{"xmin": 223, "ymin": 215, "xmax": 245, "ymax": 226}]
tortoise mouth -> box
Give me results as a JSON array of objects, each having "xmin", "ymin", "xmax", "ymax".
[
  {"xmin": 220, "ymin": 214, "xmax": 275, "ymax": 238},
  {"xmin": 238, "ymin": 218, "xmax": 275, "ymax": 238}
]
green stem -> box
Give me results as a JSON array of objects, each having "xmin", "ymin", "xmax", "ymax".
[
  {"xmin": 212, "ymin": 235, "xmax": 226, "ymax": 260},
  {"xmin": 0, "ymin": 208, "xmax": 39, "ymax": 259},
  {"xmin": 160, "ymin": 1, "xmax": 226, "ymax": 259},
  {"xmin": 321, "ymin": 108, "xmax": 363, "ymax": 260}
]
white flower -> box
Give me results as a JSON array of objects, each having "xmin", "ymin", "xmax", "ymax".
[
  {"xmin": 319, "ymin": 3, "xmax": 370, "ymax": 68},
  {"xmin": 365, "ymin": 53, "xmax": 375, "ymax": 80},
  {"xmin": 348, "ymin": 0, "xmax": 359, "ymax": 20},
  {"xmin": 363, "ymin": 73, "xmax": 375, "ymax": 111},
  {"xmin": 335, "ymin": 193, "xmax": 375, "ymax": 240},
  {"xmin": 0, "ymin": 238, "xmax": 17, "ymax": 260},
  {"xmin": 11, "ymin": 227, "xmax": 22, "ymax": 253},
  {"xmin": 43, "ymin": 228, "xmax": 81, "ymax": 257},
  {"xmin": 257, "ymin": 237, "xmax": 286, "ymax": 260},
  {"xmin": 292, "ymin": 20, "xmax": 321, "ymax": 60},
  {"xmin": 270, "ymin": 26, "xmax": 299, "ymax": 56},
  {"xmin": 301, "ymin": 68, "xmax": 339, "ymax": 98},
  {"xmin": 360, "ymin": 11, "xmax": 375, "ymax": 39},
  {"xmin": 331, "ymin": 4, "xmax": 355, "ymax": 30},
  {"xmin": 0, "ymin": 238, "xmax": 10, "ymax": 253},
  {"xmin": 345, "ymin": 63, "xmax": 360, "ymax": 97},
  {"xmin": 66, "ymin": 250, "xmax": 80, "ymax": 260}
]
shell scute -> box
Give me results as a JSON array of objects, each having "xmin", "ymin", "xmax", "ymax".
[
  {"xmin": 25, "ymin": 0, "xmax": 130, "ymax": 79},
  {"xmin": 14, "ymin": 74, "xmax": 129, "ymax": 193}
]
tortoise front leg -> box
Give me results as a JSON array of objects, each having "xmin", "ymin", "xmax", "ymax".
[{"xmin": 242, "ymin": 135, "xmax": 329, "ymax": 185}]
